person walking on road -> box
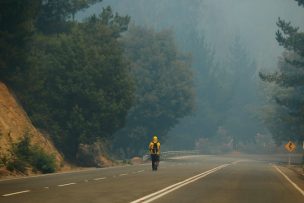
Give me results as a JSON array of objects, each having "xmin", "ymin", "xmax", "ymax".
[{"xmin": 149, "ymin": 135, "xmax": 161, "ymax": 171}]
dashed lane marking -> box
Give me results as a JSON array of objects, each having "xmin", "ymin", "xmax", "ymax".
[
  {"xmin": 273, "ymin": 165, "xmax": 304, "ymax": 196},
  {"xmin": 58, "ymin": 183, "xmax": 76, "ymax": 187},
  {"xmin": 0, "ymin": 163, "xmax": 150, "ymax": 183},
  {"xmin": 134, "ymin": 170, "xmax": 145, "ymax": 174},
  {"xmin": 119, "ymin": 173, "xmax": 128, "ymax": 176},
  {"xmin": 2, "ymin": 190, "xmax": 30, "ymax": 197},
  {"xmin": 93, "ymin": 177, "xmax": 106, "ymax": 181}
]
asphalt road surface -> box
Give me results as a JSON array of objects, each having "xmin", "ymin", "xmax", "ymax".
[{"xmin": 0, "ymin": 155, "xmax": 303, "ymax": 203}]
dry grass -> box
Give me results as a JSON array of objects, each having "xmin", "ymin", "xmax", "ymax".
[{"xmin": 0, "ymin": 82, "xmax": 63, "ymax": 170}]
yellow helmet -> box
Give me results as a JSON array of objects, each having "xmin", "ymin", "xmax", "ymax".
[{"xmin": 153, "ymin": 136, "xmax": 158, "ymax": 142}]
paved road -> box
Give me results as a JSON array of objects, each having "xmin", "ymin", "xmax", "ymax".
[{"xmin": 0, "ymin": 155, "xmax": 303, "ymax": 203}]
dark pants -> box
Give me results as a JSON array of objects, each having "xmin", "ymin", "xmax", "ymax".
[{"xmin": 151, "ymin": 154, "xmax": 160, "ymax": 170}]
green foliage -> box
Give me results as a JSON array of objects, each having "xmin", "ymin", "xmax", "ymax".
[
  {"xmin": 120, "ymin": 1, "xmax": 262, "ymax": 150},
  {"xmin": 259, "ymin": 1, "xmax": 304, "ymax": 144},
  {"xmin": 13, "ymin": 133, "xmax": 32, "ymax": 161},
  {"xmin": 0, "ymin": 0, "xmax": 40, "ymax": 82},
  {"xmin": 113, "ymin": 26, "xmax": 195, "ymax": 157},
  {"xmin": 10, "ymin": 134, "xmax": 56, "ymax": 174},
  {"xmin": 295, "ymin": 0, "xmax": 304, "ymax": 7},
  {"xmin": 6, "ymin": 159, "xmax": 27, "ymax": 173},
  {"xmin": 15, "ymin": 7, "xmax": 133, "ymax": 160},
  {"xmin": 260, "ymin": 53, "xmax": 304, "ymax": 144},
  {"xmin": 0, "ymin": 157, "xmax": 4, "ymax": 167},
  {"xmin": 36, "ymin": 0, "xmax": 103, "ymax": 34},
  {"xmin": 276, "ymin": 18, "xmax": 304, "ymax": 60},
  {"xmin": 69, "ymin": 0, "xmax": 103, "ymax": 20},
  {"xmin": 1, "ymin": 1, "xmax": 134, "ymax": 163},
  {"xmin": 0, "ymin": 155, "xmax": 8, "ymax": 166},
  {"xmin": 30, "ymin": 147, "xmax": 56, "ymax": 173}
]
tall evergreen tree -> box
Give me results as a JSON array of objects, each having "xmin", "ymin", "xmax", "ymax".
[
  {"xmin": 112, "ymin": 26, "xmax": 195, "ymax": 157},
  {"xmin": 0, "ymin": 0, "xmax": 40, "ymax": 82},
  {"xmin": 260, "ymin": 0, "xmax": 304, "ymax": 144},
  {"xmin": 222, "ymin": 36, "xmax": 260, "ymax": 150}
]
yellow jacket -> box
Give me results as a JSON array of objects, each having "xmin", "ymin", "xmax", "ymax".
[{"xmin": 149, "ymin": 141, "xmax": 160, "ymax": 155}]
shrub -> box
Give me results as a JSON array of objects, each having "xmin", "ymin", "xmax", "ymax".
[
  {"xmin": 0, "ymin": 158, "xmax": 4, "ymax": 167},
  {"xmin": 13, "ymin": 133, "xmax": 31, "ymax": 161},
  {"xmin": 30, "ymin": 147, "xmax": 56, "ymax": 173},
  {"xmin": 6, "ymin": 159, "xmax": 27, "ymax": 173},
  {"xmin": 0, "ymin": 155, "xmax": 8, "ymax": 166},
  {"xmin": 11, "ymin": 134, "xmax": 57, "ymax": 174}
]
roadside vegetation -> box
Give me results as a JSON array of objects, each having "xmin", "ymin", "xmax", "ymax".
[
  {"xmin": 112, "ymin": 26, "xmax": 194, "ymax": 157},
  {"xmin": 0, "ymin": 0, "xmax": 303, "ymax": 168},
  {"xmin": 0, "ymin": 1, "xmax": 194, "ymax": 164},
  {"xmin": 4, "ymin": 133, "xmax": 56, "ymax": 174},
  {"xmin": 259, "ymin": 0, "xmax": 304, "ymax": 145}
]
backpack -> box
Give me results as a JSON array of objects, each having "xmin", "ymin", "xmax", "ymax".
[{"xmin": 152, "ymin": 142, "xmax": 159, "ymax": 154}]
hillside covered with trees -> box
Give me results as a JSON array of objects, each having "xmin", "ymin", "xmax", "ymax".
[
  {"xmin": 1, "ymin": 0, "xmax": 303, "ymax": 173},
  {"xmin": 0, "ymin": 0, "xmax": 194, "ymax": 167}
]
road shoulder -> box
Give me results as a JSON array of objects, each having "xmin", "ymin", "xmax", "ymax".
[{"xmin": 275, "ymin": 164, "xmax": 304, "ymax": 195}]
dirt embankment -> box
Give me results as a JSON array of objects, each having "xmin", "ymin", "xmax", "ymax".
[{"xmin": 0, "ymin": 82, "xmax": 63, "ymax": 175}]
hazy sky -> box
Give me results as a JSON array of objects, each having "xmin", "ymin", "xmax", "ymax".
[
  {"xmin": 199, "ymin": 0, "xmax": 304, "ymax": 70},
  {"xmin": 81, "ymin": 0, "xmax": 304, "ymax": 71}
]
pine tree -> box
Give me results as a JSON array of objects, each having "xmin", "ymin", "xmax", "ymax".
[
  {"xmin": 295, "ymin": 0, "xmax": 304, "ymax": 7},
  {"xmin": 36, "ymin": 0, "xmax": 102, "ymax": 34},
  {"xmin": 260, "ymin": 0, "xmax": 304, "ymax": 144}
]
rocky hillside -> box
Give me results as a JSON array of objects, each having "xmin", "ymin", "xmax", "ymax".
[{"xmin": 0, "ymin": 82, "xmax": 63, "ymax": 174}]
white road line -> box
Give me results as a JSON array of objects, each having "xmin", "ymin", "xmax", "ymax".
[
  {"xmin": 0, "ymin": 163, "xmax": 150, "ymax": 183},
  {"xmin": 2, "ymin": 190, "xmax": 30, "ymax": 197},
  {"xmin": 94, "ymin": 177, "xmax": 106, "ymax": 181},
  {"xmin": 130, "ymin": 164, "xmax": 230, "ymax": 203},
  {"xmin": 231, "ymin": 160, "xmax": 243, "ymax": 165},
  {"xmin": 58, "ymin": 182, "xmax": 76, "ymax": 187},
  {"xmin": 119, "ymin": 173, "xmax": 128, "ymax": 176},
  {"xmin": 133, "ymin": 170, "xmax": 145, "ymax": 174},
  {"xmin": 273, "ymin": 165, "xmax": 304, "ymax": 196}
]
